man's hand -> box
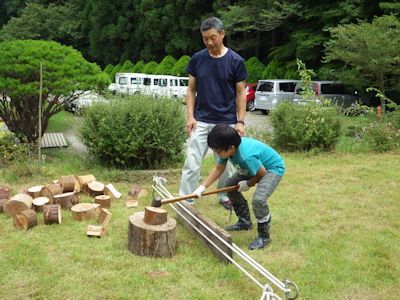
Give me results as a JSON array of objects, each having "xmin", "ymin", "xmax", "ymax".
[
  {"xmin": 235, "ymin": 123, "xmax": 244, "ymax": 137},
  {"xmin": 186, "ymin": 117, "xmax": 196, "ymax": 136},
  {"xmin": 193, "ymin": 185, "xmax": 206, "ymax": 198},
  {"xmin": 238, "ymin": 180, "xmax": 250, "ymax": 192}
]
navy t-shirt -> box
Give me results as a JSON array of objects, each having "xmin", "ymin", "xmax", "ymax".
[{"xmin": 186, "ymin": 48, "xmax": 247, "ymax": 124}]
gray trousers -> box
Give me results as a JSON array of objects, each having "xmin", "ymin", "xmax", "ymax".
[{"xmin": 225, "ymin": 171, "xmax": 282, "ymax": 223}]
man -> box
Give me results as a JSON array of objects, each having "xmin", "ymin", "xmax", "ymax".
[{"xmin": 179, "ymin": 17, "xmax": 247, "ymax": 208}]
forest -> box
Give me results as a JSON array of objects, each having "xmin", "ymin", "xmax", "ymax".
[{"xmin": 1, "ymin": 0, "xmax": 399, "ymax": 100}]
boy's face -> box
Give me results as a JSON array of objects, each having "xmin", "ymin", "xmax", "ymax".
[{"xmin": 213, "ymin": 145, "xmax": 236, "ymax": 159}]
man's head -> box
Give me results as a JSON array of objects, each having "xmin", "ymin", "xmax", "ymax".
[
  {"xmin": 208, "ymin": 124, "xmax": 241, "ymax": 158},
  {"xmin": 200, "ymin": 17, "xmax": 225, "ymax": 52}
]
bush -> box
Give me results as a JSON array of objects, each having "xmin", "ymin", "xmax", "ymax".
[
  {"xmin": 271, "ymin": 101, "xmax": 341, "ymax": 151},
  {"xmin": 245, "ymin": 57, "xmax": 265, "ymax": 83},
  {"xmin": 0, "ymin": 132, "xmax": 29, "ymax": 166},
  {"xmin": 142, "ymin": 61, "xmax": 158, "ymax": 74},
  {"xmin": 80, "ymin": 95, "xmax": 186, "ymax": 169},
  {"xmin": 171, "ymin": 55, "xmax": 190, "ymax": 77},
  {"xmin": 155, "ymin": 55, "xmax": 177, "ymax": 75},
  {"xmin": 132, "ymin": 60, "xmax": 145, "ymax": 73}
]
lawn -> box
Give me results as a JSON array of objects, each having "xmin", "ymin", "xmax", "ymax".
[{"xmin": 0, "ymin": 112, "xmax": 399, "ymax": 299}]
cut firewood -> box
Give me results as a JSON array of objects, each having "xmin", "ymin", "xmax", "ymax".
[
  {"xmin": 86, "ymin": 225, "xmax": 106, "ymax": 237},
  {"xmin": 104, "ymin": 183, "xmax": 122, "ymax": 199},
  {"xmin": 77, "ymin": 174, "xmax": 96, "ymax": 193},
  {"xmin": 27, "ymin": 185, "xmax": 44, "ymax": 199},
  {"xmin": 126, "ymin": 199, "xmax": 138, "ymax": 208},
  {"xmin": 43, "ymin": 204, "xmax": 62, "ymax": 225},
  {"xmin": 128, "ymin": 211, "xmax": 176, "ymax": 258},
  {"xmin": 87, "ymin": 181, "xmax": 104, "ymax": 198},
  {"xmin": 0, "ymin": 198, "xmax": 7, "ymax": 213},
  {"xmin": 59, "ymin": 175, "xmax": 75, "ymax": 193},
  {"xmin": 97, "ymin": 208, "xmax": 112, "ymax": 227},
  {"xmin": 71, "ymin": 203, "xmax": 97, "ymax": 221},
  {"xmin": 128, "ymin": 186, "xmax": 148, "ymax": 198},
  {"xmin": 14, "ymin": 209, "xmax": 37, "ymax": 230},
  {"xmin": 95, "ymin": 195, "xmax": 111, "ymax": 208},
  {"xmin": 3, "ymin": 193, "xmax": 33, "ymax": 217},
  {"xmin": 143, "ymin": 206, "xmax": 167, "ymax": 226},
  {"xmin": 32, "ymin": 197, "xmax": 50, "ymax": 212},
  {"xmin": 87, "ymin": 208, "xmax": 112, "ymax": 238},
  {"xmin": 73, "ymin": 176, "xmax": 81, "ymax": 193},
  {"xmin": 0, "ymin": 186, "xmax": 12, "ymax": 200},
  {"xmin": 53, "ymin": 192, "xmax": 78, "ymax": 209},
  {"xmin": 40, "ymin": 183, "xmax": 63, "ymax": 204}
]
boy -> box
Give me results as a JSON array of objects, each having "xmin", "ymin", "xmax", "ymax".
[{"xmin": 193, "ymin": 124, "xmax": 285, "ymax": 250}]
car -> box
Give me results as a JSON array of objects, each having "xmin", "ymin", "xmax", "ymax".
[
  {"xmin": 254, "ymin": 79, "xmax": 300, "ymax": 114},
  {"xmin": 293, "ymin": 81, "xmax": 360, "ymax": 108},
  {"xmin": 245, "ymin": 83, "xmax": 257, "ymax": 111}
]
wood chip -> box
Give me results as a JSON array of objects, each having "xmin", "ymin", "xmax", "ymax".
[{"xmin": 126, "ymin": 199, "xmax": 138, "ymax": 208}]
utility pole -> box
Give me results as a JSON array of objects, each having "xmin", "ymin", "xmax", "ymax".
[{"xmin": 38, "ymin": 61, "xmax": 43, "ymax": 161}]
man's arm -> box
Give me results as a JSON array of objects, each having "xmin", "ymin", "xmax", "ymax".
[
  {"xmin": 235, "ymin": 80, "xmax": 246, "ymax": 136},
  {"xmin": 186, "ymin": 75, "xmax": 197, "ymax": 135}
]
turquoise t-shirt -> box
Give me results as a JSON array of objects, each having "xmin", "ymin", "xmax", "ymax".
[{"xmin": 217, "ymin": 137, "xmax": 285, "ymax": 176}]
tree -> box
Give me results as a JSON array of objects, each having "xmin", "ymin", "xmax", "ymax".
[
  {"xmin": 324, "ymin": 15, "xmax": 400, "ymax": 109},
  {"xmin": 171, "ymin": 55, "xmax": 190, "ymax": 77},
  {"xmin": 0, "ymin": 40, "xmax": 109, "ymax": 143},
  {"xmin": 245, "ymin": 57, "xmax": 265, "ymax": 83},
  {"xmin": 132, "ymin": 60, "xmax": 145, "ymax": 73},
  {"xmin": 155, "ymin": 55, "xmax": 177, "ymax": 75},
  {"xmin": 142, "ymin": 61, "xmax": 158, "ymax": 74},
  {"xmin": 119, "ymin": 60, "xmax": 135, "ymax": 73}
]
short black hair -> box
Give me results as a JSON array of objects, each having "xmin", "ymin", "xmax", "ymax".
[
  {"xmin": 207, "ymin": 124, "xmax": 241, "ymax": 150},
  {"xmin": 200, "ymin": 17, "xmax": 224, "ymax": 33}
]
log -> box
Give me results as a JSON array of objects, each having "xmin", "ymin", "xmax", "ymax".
[
  {"xmin": 126, "ymin": 199, "xmax": 138, "ymax": 208},
  {"xmin": 27, "ymin": 185, "xmax": 44, "ymax": 199},
  {"xmin": 14, "ymin": 209, "xmax": 37, "ymax": 230},
  {"xmin": 97, "ymin": 208, "xmax": 112, "ymax": 227},
  {"xmin": 0, "ymin": 186, "xmax": 12, "ymax": 199},
  {"xmin": 71, "ymin": 203, "xmax": 96, "ymax": 221},
  {"xmin": 87, "ymin": 181, "xmax": 104, "ymax": 198},
  {"xmin": 32, "ymin": 197, "xmax": 50, "ymax": 212},
  {"xmin": 43, "ymin": 204, "xmax": 62, "ymax": 225},
  {"xmin": 77, "ymin": 174, "xmax": 96, "ymax": 193},
  {"xmin": 128, "ymin": 186, "xmax": 148, "ymax": 198},
  {"xmin": 3, "ymin": 193, "xmax": 33, "ymax": 217},
  {"xmin": 40, "ymin": 183, "xmax": 63, "ymax": 204},
  {"xmin": 128, "ymin": 211, "xmax": 176, "ymax": 258},
  {"xmin": 53, "ymin": 192, "xmax": 77, "ymax": 209},
  {"xmin": 175, "ymin": 202, "xmax": 233, "ymax": 263},
  {"xmin": 143, "ymin": 206, "xmax": 167, "ymax": 225},
  {"xmin": 94, "ymin": 195, "xmax": 111, "ymax": 208},
  {"xmin": 0, "ymin": 198, "xmax": 7, "ymax": 213},
  {"xmin": 59, "ymin": 175, "xmax": 75, "ymax": 193},
  {"xmin": 104, "ymin": 183, "xmax": 122, "ymax": 199},
  {"xmin": 73, "ymin": 176, "xmax": 82, "ymax": 193},
  {"xmin": 86, "ymin": 225, "xmax": 106, "ymax": 238}
]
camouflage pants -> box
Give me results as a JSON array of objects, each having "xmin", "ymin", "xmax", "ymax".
[{"xmin": 226, "ymin": 171, "xmax": 282, "ymax": 223}]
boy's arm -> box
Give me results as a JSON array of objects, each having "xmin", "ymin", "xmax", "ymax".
[
  {"xmin": 247, "ymin": 166, "xmax": 267, "ymax": 187},
  {"xmin": 193, "ymin": 163, "xmax": 226, "ymax": 197}
]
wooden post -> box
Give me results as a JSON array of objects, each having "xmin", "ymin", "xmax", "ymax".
[
  {"xmin": 38, "ymin": 61, "xmax": 42, "ymax": 161},
  {"xmin": 59, "ymin": 175, "xmax": 76, "ymax": 193},
  {"xmin": 43, "ymin": 204, "xmax": 62, "ymax": 225},
  {"xmin": 71, "ymin": 203, "xmax": 97, "ymax": 221},
  {"xmin": 3, "ymin": 194, "xmax": 33, "ymax": 217},
  {"xmin": 87, "ymin": 181, "xmax": 104, "ymax": 198},
  {"xmin": 94, "ymin": 195, "xmax": 111, "ymax": 208},
  {"xmin": 14, "ymin": 209, "xmax": 37, "ymax": 230},
  {"xmin": 40, "ymin": 183, "xmax": 63, "ymax": 204},
  {"xmin": 143, "ymin": 206, "xmax": 167, "ymax": 225}
]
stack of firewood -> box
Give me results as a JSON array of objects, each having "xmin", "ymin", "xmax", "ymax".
[{"xmin": 0, "ymin": 174, "xmax": 122, "ymax": 236}]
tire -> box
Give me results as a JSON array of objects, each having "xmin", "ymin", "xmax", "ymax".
[
  {"xmin": 261, "ymin": 110, "xmax": 269, "ymax": 115},
  {"xmin": 246, "ymin": 100, "xmax": 255, "ymax": 112}
]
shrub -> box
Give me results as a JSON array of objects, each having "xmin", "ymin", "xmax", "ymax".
[
  {"xmin": 155, "ymin": 55, "xmax": 177, "ymax": 75},
  {"xmin": 171, "ymin": 55, "xmax": 190, "ymax": 77},
  {"xmin": 132, "ymin": 60, "xmax": 145, "ymax": 73},
  {"xmin": 142, "ymin": 61, "xmax": 158, "ymax": 74},
  {"xmin": 0, "ymin": 132, "xmax": 29, "ymax": 166},
  {"xmin": 245, "ymin": 57, "xmax": 265, "ymax": 83},
  {"xmin": 119, "ymin": 60, "xmax": 134, "ymax": 73},
  {"xmin": 262, "ymin": 59, "xmax": 286, "ymax": 79},
  {"xmin": 80, "ymin": 95, "xmax": 186, "ymax": 169},
  {"xmin": 271, "ymin": 101, "xmax": 341, "ymax": 151}
]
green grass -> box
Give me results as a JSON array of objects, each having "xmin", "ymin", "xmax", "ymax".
[
  {"xmin": 1, "ymin": 149, "xmax": 399, "ymax": 299},
  {"xmin": 46, "ymin": 110, "xmax": 80, "ymax": 133}
]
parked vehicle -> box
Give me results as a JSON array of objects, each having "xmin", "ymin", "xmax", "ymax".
[
  {"xmin": 254, "ymin": 79, "xmax": 300, "ymax": 114},
  {"xmin": 293, "ymin": 81, "xmax": 360, "ymax": 108},
  {"xmin": 65, "ymin": 91, "xmax": 106, "ymax": 113},
  {"xmin": 245, "ymin": 83, "xmax": 257, "ymax": 111}
]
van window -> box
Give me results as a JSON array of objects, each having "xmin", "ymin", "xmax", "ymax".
[
  {"xmin": 130, "ymin": 77, "xmax": 141, "ymax": 85},
  {"xmin": 179, "ymin": 79, "xmax": 188, "ymax": 86},
  {"xmin": 119, "ymin": 77, "xmax": 128, "ymax": 85},
  {"xmin": 170, "ymin": 79, "xmax": 178, "ymax": 86},
  {"xmin": 321, "ymin": 83, "xmax": 347, "ymax": 94},
  {"xmin": 159, "ymin": 78, "xmax": 168, "ymax": 87},
  {"xmin": 279, "ymin": 82, "xmax": 297, "ymax": 92},
  {"xmin": 143, "ymin": 78, "xmax": 152, "ymax": 86},
  {"xmin": 257, "ymin": 82, "xmax": 274, "ymax": 92}
]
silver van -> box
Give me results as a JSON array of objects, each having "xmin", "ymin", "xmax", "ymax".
[
  {"xmin": 293, "ymin": 81, "xmax": 360, "ymax": 108},
  {"xmin": 254, "ymin": 79, "xmax": 300, "ymax": 114}
]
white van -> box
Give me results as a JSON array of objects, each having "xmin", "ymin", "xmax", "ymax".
[{"xmin": 254, "ymin": 79, "xmax": 300, "ymax": 114}]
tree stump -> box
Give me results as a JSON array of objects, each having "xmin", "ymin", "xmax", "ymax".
[
  {"xmin": 95, "ymin": 195, "xmax": 111, "ymax": 208},
  {"xmin": 3, "ymin": 193, "xmax": 33, "ymax": 217},
  {"xmin": 71, "ymin": 203, "xmax": 97, "ymax": 221},
  {"xmin": 104, "ymin": 183, "xmax": 122, "ymax": 199},
  {"xmin": 87, "ymin": 181, "xmax": 104, "ymax": 198},
  {"xmin": 14, "ymin": 209, "xmax": 37, "ymax": 230},
  {"xmin": 43, "ymin": 204, "xmax": 62, "ymax": 225},
  {"xmin": 27, "ymin": 185, "xmax": 44, "ymax": 199},
  {"xmin": 32, "ymin": 197, "xmax": 50, "ymax": 212},
  {"xmin": 40, "ymin": 183, "xmax": 63, "ymax": 204},
  {"xmin": 128, "ymin": 211, "xmax": 176, "ymax": 258},
  {"xmin": 143, "ymin": 206, "xmax": 168, "ymax": 225},
  {"xmin": 53, "ymin": 192, "xmax": 77, "ymax": 209},
  {"xmin": 59, "ymin": 175, "xmax": 75, "ymax": 193}
]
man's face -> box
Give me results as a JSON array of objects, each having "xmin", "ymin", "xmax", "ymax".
[{"xmin": 201, "ymin": 28, "xmax": 225, "ymax": 51}]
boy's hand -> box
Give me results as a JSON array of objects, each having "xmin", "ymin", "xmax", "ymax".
[
  {"xmin": 238, "ymin": 180, "xmax": 250, "ymax": 192},
  {"xmin": 193, "ymin": 185, "xmax": 206, "ymax": 198}
]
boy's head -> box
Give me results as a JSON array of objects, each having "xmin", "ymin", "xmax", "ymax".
[{"xmin": 207, "ymin": 124, "xmax": 241, "ymax": 153}]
